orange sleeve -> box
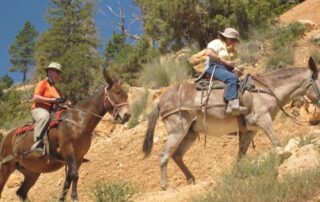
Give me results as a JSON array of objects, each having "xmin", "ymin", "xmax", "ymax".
[{"xmin": 34, "ymin": 80, "xmax": 47, "ymax": 96}]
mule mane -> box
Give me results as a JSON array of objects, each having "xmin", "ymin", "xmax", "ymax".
[{"xmin": 255, "ymin": 67, "xmax": 307, "ymax": 86}]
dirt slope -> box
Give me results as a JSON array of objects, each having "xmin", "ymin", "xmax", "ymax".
[
  {"xmin": 280, "ymin": 0, "xmax": 320, "ymax": 26},
  {"xmin": 1, "ymin": 112, "xmax": 315, "ymax": 202},
  {"xmin": 2, "ymin": 1, "xmax": 320, "ymax": 201}
]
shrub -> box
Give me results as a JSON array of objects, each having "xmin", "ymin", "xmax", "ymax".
[
  {"xmin": 139, "ymin": 56, "xmax": 192, "ymax": 88},
  {"xmin": 265, "ymin": 46, "xmax": 295, "ymax": 71},
  {"xmin": 127, "ymin": 89, "xmax": 148, "ymax": 129},
  {"xmin": 271, "ymin": 22, "xmax": 305, "ymax": 51},
  {"xmin": 264, "ymin": 22, "xmax": 305, "ymax": 71},
  {"xmin": 194, "ymin": 151, "xmax": 320, "ymax": 202},
  {"xmin": 0, "ymin": 89, "xmax": 31, "ymax": 129},
  {"xmin": 93, "ymin": 181, "xmax": 137, "ymax": 202}
]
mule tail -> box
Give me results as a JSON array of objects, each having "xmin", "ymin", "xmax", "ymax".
[{"xmin": 143, "ymin": 103, "xmax": 160, "ymax": 157}]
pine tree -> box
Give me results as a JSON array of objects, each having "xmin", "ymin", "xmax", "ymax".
[
  {"xmin": 35, "ymin": 0, "xmax": 102, "ymax": 102},
  {"xmin": 133, "ymin": 0, "xmax": 293, "ymax": 51},
  {"xmin": 9, "ymin": 21, "xmax": 38, "ymax": 82}
]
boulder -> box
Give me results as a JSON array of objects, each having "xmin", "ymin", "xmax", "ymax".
[
  {"xmin": 284, "ymin": 137, "xmax": 301, "ymax": 153},
  {"xmin": 277, "ymin": 144, "xmax": 320, "ymax": 180}
]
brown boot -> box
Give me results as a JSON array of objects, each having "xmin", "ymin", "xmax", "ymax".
[{"xmin": 226, "ymin": 99, "xmax": 248, "ymax": 115}]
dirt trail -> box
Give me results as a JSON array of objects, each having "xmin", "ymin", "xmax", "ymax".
[{"xmin": 2, "ymin": 1, "xmax": 320, "ymax": 201}]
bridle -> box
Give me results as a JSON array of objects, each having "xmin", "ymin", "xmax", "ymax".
[
  {"xmin": 306, "ymin": 79, "xmax": 320, "ymax": 105},
  {"xmin": 67, "ymin": 86, "xmax": 129, "ymax": 122},
  {"xmin": 251, "ymin": 72, "xmax": 320, "ymax": 126},
  {"xmin": 103, "ymin": 87, "xmax": 129, "ymax": 120}
]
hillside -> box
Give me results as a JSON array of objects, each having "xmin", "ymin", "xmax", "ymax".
[{"xmin": 1, "ymin": 1, "xmax": 320, "ymax": 201}]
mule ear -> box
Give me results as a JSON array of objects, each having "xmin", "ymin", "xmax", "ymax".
[
  {"xmin": 103, "ymin": 68, "xmax": 114, "ymax": 88},
  {"xmin": 309, "ymin": 57, "xmax": 318, "ymax": 80},
  {"xmin": 118, "ymin": 79, "xmax": 124, "ymax": 86}
]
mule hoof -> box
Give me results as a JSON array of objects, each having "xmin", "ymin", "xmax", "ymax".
[
  {"xmin": 160, "ymin": 184, "xmax": 167, "ymax": 191},
  {"xmin": 187, "ymin": 177, "xmax": 195, "ymax": 185}
]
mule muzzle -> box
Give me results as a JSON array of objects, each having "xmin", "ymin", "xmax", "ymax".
[{"xmin": 116, "ymin": 112, "xmax": 131, "ymax": 124}]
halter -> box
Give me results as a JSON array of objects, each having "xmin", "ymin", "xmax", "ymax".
[
  {"xmin": 66, "ymin": 86, "xmax": 128, "ymax": 122},
  {"xmin": 251, "ymin": 73, "xmax": 320, "ymax": 126},
  {"xmin": 307, "ymin": 79, "xmax": 320, "ymax": 105},
  {"xmin": 104, "ymin": 87, "xmax": 129, "ymax": 120}
]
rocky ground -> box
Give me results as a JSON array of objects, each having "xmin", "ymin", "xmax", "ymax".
[{"xmin": 1, "ymin": 1, "xmax": 320, "ymax": 201}]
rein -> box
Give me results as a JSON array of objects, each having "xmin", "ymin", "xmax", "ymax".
[{"xmin": 251, "ymin": 76, "xmax": 320, "ymax": 126}]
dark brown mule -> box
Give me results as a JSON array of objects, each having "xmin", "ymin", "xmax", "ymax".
[
  {"xmin": 0, "ymin": 70, "xmax": 130, "ymax": 201},
  {"xmin": 143, "ymin": 57, "xmax": 320, "ymax": 190}
]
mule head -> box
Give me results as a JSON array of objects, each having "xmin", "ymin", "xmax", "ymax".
[
  {"xmin": 103, "ymin": 69, "xmax": 131, "ymax": 123},
  {"xmin": 305, "ymin": 57, "xmax": 320, "ymax": 106}
]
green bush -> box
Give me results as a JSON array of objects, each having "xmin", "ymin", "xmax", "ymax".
[
  {"xmin": 0, "ymin": 89, "xmax": 31, "ymax": 129},
  {"xmin": 93, "ymin": 181, "xmax": 137, "ymax": 202},
  {"xmin": 139, "ymin": 56, "xmax": 192, "ymax": 88},
  {"xmin": 264, "ymin": 22, "xmax": 305, "ymax": 71},
  {"xmin": 127, "ymin": 89, "xmax": 148, "ymax": 129},
  {"xmin": 194, "ymin": 151, "xmax": 320, "ymax": 202},
  {"xmin": 271, "ymin": 22, "xmax": 305, "ymax": 51},
  {"xmin": 265, "ymin": 46, "xmax": 295, "ymax": 71}
]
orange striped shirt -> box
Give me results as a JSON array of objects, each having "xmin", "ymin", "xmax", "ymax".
[{"xmin": 32, "ymin": 79, "xmax": 61, "ymax": 111}]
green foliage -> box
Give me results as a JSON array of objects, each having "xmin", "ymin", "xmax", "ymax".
[
  {"xmin": 298, "ymin": 134, "xmax": 314, "ymax": 147},
  {"xmin": 271, "ymin": 22, "xmax": 305, "ymax": 51},
  {"xmin": 0, "ymin": 90, "xmax": 31, "ymax": 129},
  {"xmin": 133, "ymin": 0, "xmax": 296, "ymax": 51},
  {"xmin": 0, "ymin": 74, "xmax": 14, "ymax": 98},
  {"xmin": 35, "ymin": 0, "xmax": 102, "ymax": 103},
  {"xmin": 127, "ymin": 89, "xmax": 148, "ymax": 129},
  {"xmin": 9, "ymin": 21, "xmax": 38, "ymax": 82},
  {"xmin": 139, "ymin": 56, "xmax": 192, "ymax": 88},
  {"xmin": 93, "ymin": 181, "xmax": 137, "ymax": 202},
  {"xmin": 105, "ymin": 35, "xmax": 159, "ymax": 85},
  {"xmin": 194, "ymin": 152, "xmax": 320, "ymax": 202},
  {"xmin": 265, "ymin": 22, "xmax": 305, "ymax": 70}
]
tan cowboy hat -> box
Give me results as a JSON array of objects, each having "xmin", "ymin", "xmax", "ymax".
[
  {"xmin": 45, "ymin": 62, "xmax": 62, "ymax": 72},
  {"xmin": 218, "ymin": 27, "xmax": 240, "ymax": 41}
]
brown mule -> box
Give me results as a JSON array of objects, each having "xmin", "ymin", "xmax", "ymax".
[
  {"xmin": 143, "ymin": 57, "xmax": 320, "ymax": 190},
  {"xmin": 0, "ymin": 69, "xmax": 130, "ymax": 201}
]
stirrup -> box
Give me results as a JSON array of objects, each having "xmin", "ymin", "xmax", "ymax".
[
  {"xmin": 31, "ymin": 140, "xmax": 44, "ymax": 153},
  {"xmin": 226, "ymin": 106, "xmax": 248, "ymax": 115}
]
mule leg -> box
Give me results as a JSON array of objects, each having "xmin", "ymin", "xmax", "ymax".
[
  {"xmin": 159, "ymin": 113, "xmax": 195, "ymax": 190},
  {"xmin": 0, "ymin": 162, "xmax": 16, "ymax": 198},
  {"xmin": 16, "ymin": 167, "xmax": 40, "ymax": 201},
  {"xmin": 237, "ymin": 131, "xmax": 256, "ymax": 160},
  {"xmin": 255, "ymin": 114, "xmax": 281, "ymax": 146},
  {"xmin": 59, "ymin": 170, "xmax": 71, "ymax": 202},
  {"xmin": 172, "ymin": 130, "xmax": 197, "ymax": 185},
  {"xmin": 59, "ymin": 147, "xmax": 79, "ymax": 202}
]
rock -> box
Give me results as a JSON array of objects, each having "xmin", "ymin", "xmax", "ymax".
[
  {"xmin": 312, "ymin": 33, "xmax": 320, "ymax": 45},
  {"xmin": 277, "ymin": 144, "xmax": 320, "ymax": 180},
  {"xmin": 94, "ymin": 115, "xmax": 116, "ymax": 137},
  {"xmin": 297, "ymin": 19, "xmax": 316, "ymax": 31},
  {"xmin": 284, "ymin": 137, "xmax": 301, "ymax": 153},
  {"xmin": 6, "ymin": 172, "xmax": 22, "ymax": 188}
]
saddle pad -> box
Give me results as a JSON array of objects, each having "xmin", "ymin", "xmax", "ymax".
[
  {"xmin": 195, "ymin": 80, "xmax": 225, "ymax": 91},
  {"xmin": 15, "ymin": 109, "xmax": 67, "ymax": 136}
]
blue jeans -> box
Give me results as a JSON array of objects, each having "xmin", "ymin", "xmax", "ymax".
[{"xmin": 205, "ymin": 63, "xmax": 238, "ymax": 100}]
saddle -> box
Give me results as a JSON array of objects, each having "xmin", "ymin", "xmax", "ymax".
[
  {"xmin": 195, "ymin": 74, "xmax": 255, "ymax": 95},
  {"xmin": 15, "ymin": 108, "xmax": 67, "ymax": 136}
]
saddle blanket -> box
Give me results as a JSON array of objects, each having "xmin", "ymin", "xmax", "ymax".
[{"xmin": 15, "ymin": 109, "xmax": 66, "ymax": 136}]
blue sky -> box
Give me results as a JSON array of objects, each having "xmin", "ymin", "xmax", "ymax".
[{"xmin": 0, "ymin": 0, "xmax": 142, "ymax": 83}]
